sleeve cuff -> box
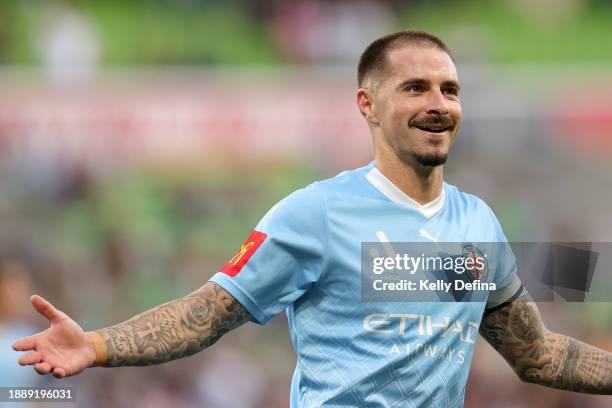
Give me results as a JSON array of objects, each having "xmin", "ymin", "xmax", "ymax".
[
  {"xmin": 486, "ymin": 276, "xmax": 526, "ymax": 310},
  {"xmin": 209, "ymin": 272, "xmax": 269, "ymax": 325}
]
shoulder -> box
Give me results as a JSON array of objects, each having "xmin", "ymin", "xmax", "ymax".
[
  {"xmin": 256, "ymin": 163, "xmax": 373, "ymax": 232},
  {"xmin": 269, "ymin": 162, "xmax": 374, "ymax": 209},
  {"xmin": 256, "ymin": 183, "xmax": 327, "ymax": 233},
  {"xmin": 445, "ymin": 183, "xmax": 508, "ymax": 241},
  {"xmin": 445, "ymin": 182, "xmax": 496, "ymax": 218},
  {"xmin": 282, "ymin": 179, "xmax": 332, "ymax": 213},
  {"xmin": 310, "ymin": 162, "xmax": 379, "ymax": 201}
]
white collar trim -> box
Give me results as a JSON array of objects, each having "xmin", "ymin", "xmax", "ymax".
[{"xmin": 365, "ymin": 167, "xmax": 446, "ymax": 219}]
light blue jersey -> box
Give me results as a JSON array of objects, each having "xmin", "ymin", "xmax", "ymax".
[{"xmin": 210, "ymin": 162, "xmax": 522, "ymax": 408}]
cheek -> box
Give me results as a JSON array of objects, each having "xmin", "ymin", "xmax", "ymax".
[
  {"xmin": 387, "ymin": 104, "xmax": 412, "ymax": 128},
  {"xmin": 376, "ymin": 103, "xmax": 403, "ymax": 131},
  {"xmin": 451, "ymin": 103, "xmax": 463, "ymax": 122},
  {"xmin": 452, "ymin": 112, "xmax": 462, "ymax": 136}
]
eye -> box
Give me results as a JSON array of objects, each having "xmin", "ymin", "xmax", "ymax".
[
  {"xmin": 443, "ymin": 87, "xmax": 459, "ymax": 97},
  {"xmin": 405, "ymin": 83, "xmax": 425, "ymax": 93}
]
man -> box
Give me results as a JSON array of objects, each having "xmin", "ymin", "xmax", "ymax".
[{"xmin": 12, "ymin": 30, "xmax": 612, "ymax": 407}]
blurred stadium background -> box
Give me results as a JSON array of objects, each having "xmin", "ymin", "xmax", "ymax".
[{"xmin": 1, "ymin": 0, "xmax": 612, "ymax": 407}]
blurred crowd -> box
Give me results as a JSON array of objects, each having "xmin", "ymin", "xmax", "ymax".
[
  {"xmin": 2, "ymin": 0, "xmax": 612, "ymax": 70},
  {"xmin": 1, "ymin": 0, "xmax": 612, "ymax": 407}
]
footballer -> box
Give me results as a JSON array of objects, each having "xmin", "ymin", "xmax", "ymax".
[{"xmin": 12, "ymin": 30, "xmax": 612, "ymax": 407}]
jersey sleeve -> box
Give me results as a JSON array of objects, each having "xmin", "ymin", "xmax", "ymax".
[
  {"xmin": 477, "ymin": 203, "xmax": 527, "ymax": 310},
  {"xmin": 209, "ymin": 185, "xmax": 327, "ymax": 325}
]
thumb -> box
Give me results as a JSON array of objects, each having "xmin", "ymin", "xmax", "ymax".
[
  {"xmin": 31, "ymin": 295, "xmax": 64, "ymax": 323},
  {"xmin": 52, "ymin": 367, "xmax": 67, "ymax": 378}
]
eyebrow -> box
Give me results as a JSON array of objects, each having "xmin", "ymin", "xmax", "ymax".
[{"xmin": 397, "ymin": 78, "xmax": 461, "ymax": 91}]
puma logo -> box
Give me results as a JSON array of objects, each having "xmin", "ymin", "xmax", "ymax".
[
  {"xmin": 419, "ymin": 228, "xmax": 439, "ymax": 243},
  {"xmin": 375, "ymin": 231, "xmax": 396, "ymax": 257}
]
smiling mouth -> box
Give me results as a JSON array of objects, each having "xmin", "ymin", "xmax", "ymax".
[{"xmin": 413, "ymin": 125, "xmax": 453, "ymax": 133}]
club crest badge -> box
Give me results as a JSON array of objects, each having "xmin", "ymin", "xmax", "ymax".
[{"xmin": 462, "ymin": 244, "xmax": 489, "ymax": 281}]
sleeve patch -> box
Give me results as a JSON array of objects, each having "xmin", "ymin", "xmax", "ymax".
[{"xmin": 220, "ymin": 230, "xmax": 267, "ymax": 277}]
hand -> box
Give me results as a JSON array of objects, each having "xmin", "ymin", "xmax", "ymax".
[{"xmin": 12, "ymin": 295, "xmax": 97, "ymax": 378}]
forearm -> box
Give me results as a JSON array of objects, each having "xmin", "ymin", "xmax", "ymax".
[
  {"xmin": 89, "ymin": 282, "xmax": 250, "ymax": 367},
  {"xmin": 542, "ymin": 332, "xmax": 612, "ymax": 394},
  {"xmin": 480, "ymin": 299, "xmax": 612, "ymax": 394}
]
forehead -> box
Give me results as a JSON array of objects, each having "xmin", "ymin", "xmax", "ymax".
[{"xmin": 381, "ymin": 44, "xmax": 458, "ymax": 86}]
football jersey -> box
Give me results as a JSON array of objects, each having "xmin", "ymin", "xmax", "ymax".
[{"xmin": 210, "ymin": 162, "xmax": 523, "ymax": 408}]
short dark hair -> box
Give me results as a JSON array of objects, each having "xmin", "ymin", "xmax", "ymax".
[{"xmin": 357, "ymin": 29, "xmax": 452, "ymax": 88}]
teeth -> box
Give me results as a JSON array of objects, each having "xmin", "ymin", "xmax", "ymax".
[{"xmin": 418, "ymin": 126, "xmax": 446, "ymax": 133}]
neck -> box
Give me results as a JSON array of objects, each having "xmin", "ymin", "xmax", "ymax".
[{"xmin": 374, "ymin": 153, "xmax": 444, "ymax": 205}]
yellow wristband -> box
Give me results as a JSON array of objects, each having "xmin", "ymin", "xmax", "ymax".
[{"xmin": 87, "ymin": 331, "xmax": 108, "ymax": 367}]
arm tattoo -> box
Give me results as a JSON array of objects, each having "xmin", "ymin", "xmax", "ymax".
[
  {"xmin": 94, "ymin": 282, "xmax": 251, "ymax": 367},
  {"xmin": 480, "ymin": 297, "xmax": 612, "ymax": 394}
]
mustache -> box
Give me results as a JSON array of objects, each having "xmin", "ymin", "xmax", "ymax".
[{"xmin": 409, "ymin": 113, "xmax": 455, "ymax": 128}]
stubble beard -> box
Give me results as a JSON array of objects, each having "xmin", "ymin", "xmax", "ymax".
[
  {"xmin": 411, "ymin": 151, "xmax": 448, "ymax": 167},
  {"xmin": 392, "ymin": 143, "xmax": 449, "ymax": 168}
]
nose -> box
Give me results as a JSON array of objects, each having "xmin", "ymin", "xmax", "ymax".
[{"xmin": 425, "ymin": 88, "xmax": 449, "ymax": 116}]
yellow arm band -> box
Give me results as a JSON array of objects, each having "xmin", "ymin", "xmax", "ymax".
[{"xmin": 87, "ymin": 331, "xmax": 108, "ymax": 367}]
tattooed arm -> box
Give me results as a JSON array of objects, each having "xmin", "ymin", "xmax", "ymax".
[
  {"xmin": 92, "ymin": 282, "xmax": 251, "ymax": 367},
  {"xmin": 480, "ymin": 296, "xmax": 612, "ymax": 394},
  {"xmin": 12, "ymin": 282, "xmax": 251, "ymax": 377}
]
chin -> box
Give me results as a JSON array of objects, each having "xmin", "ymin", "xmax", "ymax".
[
  {"xmin": 393, "ymin": 148, "xmax": 447, "ymax": 168},
  {"xmin": 412, "ymin": 151, "xmax": 448, "ymax": 167}
]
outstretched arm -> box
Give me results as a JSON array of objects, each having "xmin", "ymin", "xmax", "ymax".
[
  {"xmin": 12, "ymin": 282, "xmax": 251, "ymax": 377},
  {"xmin": 92, "ymin": 281, "xmax": 251, "ymax": 367},
  {"xmin": 479, "ymin": 296, "xmax": 612, "ymax": 394}
]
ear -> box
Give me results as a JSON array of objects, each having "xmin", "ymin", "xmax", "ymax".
[{"xmin": 356, "ymin": 88, "xmax": 379, "ymax": 125}]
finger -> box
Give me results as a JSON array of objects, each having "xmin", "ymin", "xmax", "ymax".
[
  {"xmin": 52, "ymin": 367, "xmax": 67, "ymax": 378},
  {"xmin": 31, "ymin": 295, "xmax": 64, "ymax": 323},
  {"xmin": 18, "ymin": 351, "xmax": 42, "ymax": 366},
  {"xmin": 34, "ymin": 362, "xmax": 52, "ymax": 375},
  {"xmin": 12, "ymin": 336, "xmax": 37, "ymax": 351}
]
